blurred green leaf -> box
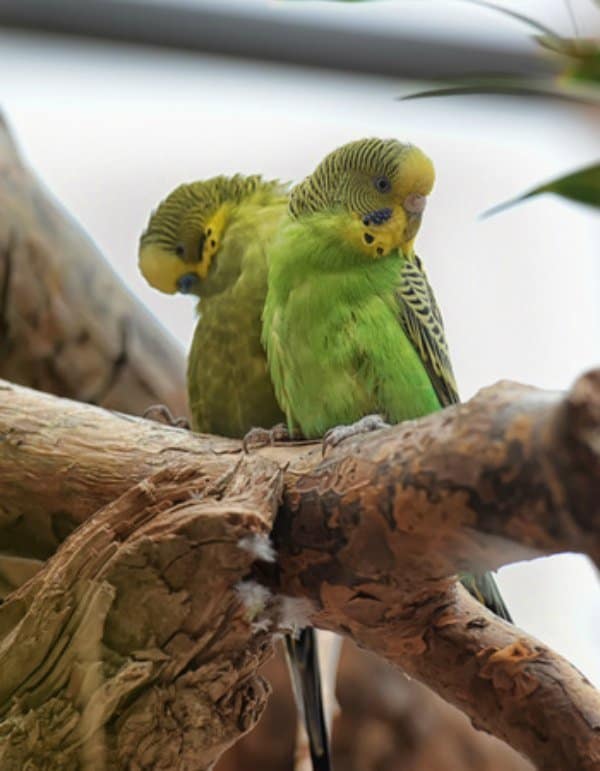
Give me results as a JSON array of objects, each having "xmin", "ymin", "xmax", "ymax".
[
  {"xmin": 564, "ymin": 44, "xmax": 600, "ymax": 87},
  {"xmin": 531, "ymin": 36, "xmax": 599, "ymax": 83},
  {"xmin": 532, "ymin": 34, "xmax": 582, "ymax": 56},
  {"xmin": 403, "ymin": 31, "xmax": 599, "ymax": 103},
  {"xmin": 401, "ymin": 77, "xmax": 600, "ymax": 106},
  {"xmin": 483, "ymin": 163, "xmax": 600, "ymax": 216}
]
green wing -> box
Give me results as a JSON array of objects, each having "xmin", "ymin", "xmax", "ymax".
[
  {"xmin": 396, "ymin": 255, "xmax": 512, "ymax": 624},
  {"xmin": 396, "ymin": 254, "xmax": 459, "ymax": 408}
]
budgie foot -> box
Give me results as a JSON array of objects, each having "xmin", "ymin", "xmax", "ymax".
[
  {"xmin": 143, "ymin": 404, "xmax": 191, "ymax": 430},
  {"xmin": 242, "ymin": 423, "xmax": 299, "ymax": 452},
  {"xmin": 322, "ymin": 414, "xmax": 390, "ymax": 454}
]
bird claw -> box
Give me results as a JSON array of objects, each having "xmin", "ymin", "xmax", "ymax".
[
  {"xmin": 143, "ymin": 404, "xmax": 191, "ymax": 430},
  {"xmin": 322, "ymin": 414, "xmax": 390, "ymax": 455},
  {"xmin": 242, "ymin": 423, "xmax": 291, "ymax": 453}
]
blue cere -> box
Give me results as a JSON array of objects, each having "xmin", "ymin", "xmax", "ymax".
[{"xmin": 362, "ymin": 207, "xmax": 393, "ymax": 226}]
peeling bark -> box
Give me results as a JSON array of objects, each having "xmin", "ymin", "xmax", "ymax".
[
  {"xmin": 0, "ymin": 373, "xmax": 599, "ymax": 769},
  {"xmin": 0, "ymin": 459, "xmax": 280, "ymax": 770}
]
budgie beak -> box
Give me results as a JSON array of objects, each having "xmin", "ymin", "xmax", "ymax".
[
  {"xmin": 176, "ymin": 272, "xmax": 201, "ymax": 294},
  {"xmin": 355, "ymin": 189, "xmax": 428, "ymax": 259},
  {"xmin": 139, "ymin": 243, "xmax": 201, "ymax": 295},
  {"xmin": 403, "ymin": 193, "xmax": 427, "ymax": 215},
  {"xmin": 399, "ymin": 192, "xmax": 428, "ymax": 249}
]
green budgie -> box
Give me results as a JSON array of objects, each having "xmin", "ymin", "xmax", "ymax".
[
  {"xmin": 139, "ymin": 175, "xmax": 286, "ymax": 437},
  {"xmin": 262, "ymin": 137, "xmax": 512, "ymax": 622},
  {"xmin": 138, "ymin": 175, "xmax": 333, "ymax": 771}
]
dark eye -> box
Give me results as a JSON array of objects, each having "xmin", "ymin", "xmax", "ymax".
[
  {"xmin": 175, "ymin": 243, "xmax": 185, "ymax": 258},
  {"xmin": 374, "ymin": 176, "xmax": 391, "ymax": 193},
  {"xmin": 176, "ymin": 272, "xmax": 200, "ymax": 294}
]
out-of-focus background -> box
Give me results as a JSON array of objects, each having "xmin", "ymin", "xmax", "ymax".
[{"xmin": 1, "ymin": 0, "xmax": 599, "ymax": 752}]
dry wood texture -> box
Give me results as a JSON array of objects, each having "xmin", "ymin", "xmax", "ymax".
[
  {"xmin": 0, "ymin": 374, "xmax": 599, "ymax": 769},
  {"xmin": 219, "ymin": 641, "xmax": 533, "ymax": 771},
  {"xmin": 0, "ymin": 458, "xmax": 279, "ymax": 770},
  {"xmin": 0, "ymin": 113, "xmax": 187, "ymax": 417}
]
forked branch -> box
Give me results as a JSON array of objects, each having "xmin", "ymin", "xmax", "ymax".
[{"xmin": 0, "ymin": 372, "xmax": 599, "ymax": 768}]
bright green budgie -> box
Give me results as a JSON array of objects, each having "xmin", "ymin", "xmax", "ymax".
[
  {"xmin": 262, "ymin": 137, "xmax": 512, "ymax": 622},
  {"xmin": 138, "ymin": 175, "xmax": 332, "ymax": 771}
]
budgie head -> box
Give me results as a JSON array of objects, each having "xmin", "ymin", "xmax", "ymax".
[
  {"xmin": 289, "ymin": 138, "xmax": 435, "ymax": 258},
  {"xmin": 139, "ymin": 174, "xmax": 280, "ymax": 295}
]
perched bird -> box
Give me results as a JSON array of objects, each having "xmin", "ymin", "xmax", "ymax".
[
  {"xmin": 139, "ymin": 175, "xmax": 333, "ymax": 771},
  {"xmin": 139, "ymin": 174, "xmax": 286, "ymax": 437},
  {"xmin": 262, "ymin": 137, "xmax": 512, "ymax": 622}
]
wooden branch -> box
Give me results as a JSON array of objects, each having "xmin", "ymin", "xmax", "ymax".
[
  {"xmin": 220, "ymin": 640, "xmax": 534, "ymax": 771},
  {"xmin": 0, "ymin": 113, "xmax": 187, "ymax": 417},
  {"xmin": 0, "ymin": 379, "xmax": 238, "ymax": 560},
  {"xmin": 0, "ymin": 457, "xmax": 280, "ymax": 770},
  {"xmin": 1, "ymin": 373, "xmax": 599, "ymax": 769},
  {"xmin": 3, "ymin": 372, "xmax": 598, "ymax": 564},
  {"xmin": 330, "ymin": 642, "xmax": 534, "ymax": 771},
  {"xmin": 276, "ymin": 374, "xmax": 600, "ymax": 581}
]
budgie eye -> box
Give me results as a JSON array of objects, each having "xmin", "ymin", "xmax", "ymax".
[
  {"xmin": 176, "ymin": 272, "xmax": 200, "ymax": 294},
  {"xmin": 374, "ymin": 176, "xmax": 392, "ymax": 194},
  {"xmin": 175, "ymin": 243, "xmax": 185, "ymax": 258}
]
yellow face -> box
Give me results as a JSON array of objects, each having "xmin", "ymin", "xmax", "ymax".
[
  {"xmin": 138, "ymin": 243, "xmax": 185, "ymax": 294},
  {"xmin": 139, "ymin": 204, "xmax": 230, "ymax": 295},
  {"xmin": 348, "ymin": 145, "xmax": 435, "ymax": 259}
]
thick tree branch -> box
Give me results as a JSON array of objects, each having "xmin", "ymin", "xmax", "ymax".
[
  {"xmin": 219, "ymin": 640, "xmax": 534, "ymax": 771},
  {"xmin": 0, "ymin": 378, "xmax": 237, "ymax": 559},
  {"xmin": 2, "ymin": 373, "xmax": 599, "ymax": 565},
  {"xmin": 0, "ymin": 113, "xmax": 187, "ymax": 417},
  {"xmin": 0, "ymin": 458, "xmax": 280, "ymax": 770},
  {"xmin": 0, "ymin": 373, "xmax": 599, "ymax": 768},
  {"xmin": 276, "ymin": 374, "xmax": 600, "ymax": 584}
]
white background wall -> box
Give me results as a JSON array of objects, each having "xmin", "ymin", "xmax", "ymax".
[{"xmin": 1, "ymin": 0, "xmax": 599, "ymax": 683}]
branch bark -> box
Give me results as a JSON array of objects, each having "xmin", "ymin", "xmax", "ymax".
[
  {"xmin": 0, "ymin": 458, "xmax": 279, "ymax": 770},
  {"xmin": 0, "ymin": 113, "xmax": 187, "ymax": 417},
  {"xmin": 0, "ymin": 373, "xmax": 599, "ymax": 769},
  {"xmin": 220, "ymin": 641, "xmax": 533, "ymax": 771}
]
